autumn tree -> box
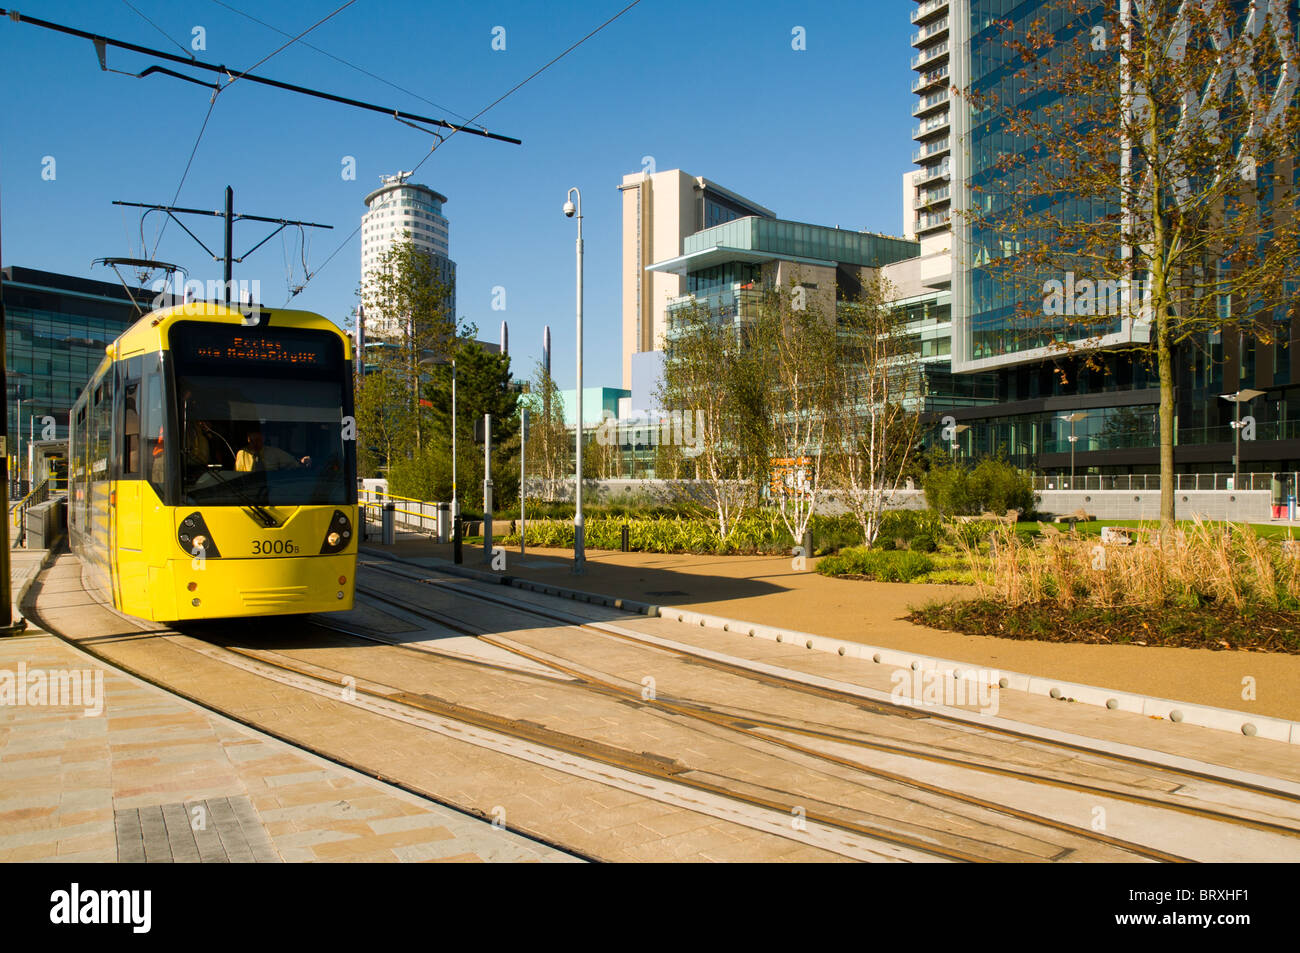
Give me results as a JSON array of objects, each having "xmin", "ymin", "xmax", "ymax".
[{"xmin": 959, "ymin": 0, "xmax": 1300, "ymax": 523}]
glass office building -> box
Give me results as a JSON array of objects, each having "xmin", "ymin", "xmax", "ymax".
[
  {"xmin": 3, "ymin": 266, "xmax": 147, "ymax": 469},
  {"xmin": 935, "ymin": 0, "xmax": 1300, "ymax": 476}
]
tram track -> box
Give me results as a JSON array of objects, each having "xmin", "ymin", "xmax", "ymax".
[
  {"xmin": 358, "ymin": 555, "xmax": 1300, "ymax": 805},
  {"xmin": 314, "ymin": 587, "xmax": 1280, "ymax": 858},
  {"xmin": 340, "ymin": 557, "xmax": 1300, "ymax": 853},
  {"xmin": 192, "ymin": 626, "xmax": 1179, "ymax": 863},
  {"xmin": 33, "ymin": 552, "xmax": 1300, "ymax": 862}
]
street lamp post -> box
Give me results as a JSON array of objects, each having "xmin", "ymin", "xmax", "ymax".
[
  {"xmin": 1221, "ymin": 388, "xmax": 1265, "ymax": 490},
  {"xmin": 451, "ymin": 358, "xmax": 457, "ymax": 520},
  {"xmin": 1057, "ymin": 412, "xmax": 1088, "ymax": 489},
  {"xmin": 564, "ymin": 187, "xmax": 585, "ymax": 574}
]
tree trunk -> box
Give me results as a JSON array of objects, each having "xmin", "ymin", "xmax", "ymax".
[
  {"xmin": 1148, "ymin": 133, "xmax": 1175, "ymax": 527},
  {"xmin": 1157, "ymin": 312, "xmax": 1175, "ymax": 526}
]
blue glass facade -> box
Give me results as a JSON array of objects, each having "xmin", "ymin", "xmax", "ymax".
[
  {"xmin": 3, "ymin": 267, "xmax": 145, "ymax": 463},
  {"xmin": 941, "ymin": 0, "xmax": 1300, "ymax": 477}
]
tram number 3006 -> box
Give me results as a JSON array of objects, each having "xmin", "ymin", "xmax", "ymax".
[{"xmin": 252, "ymin": 540, "xmax": 299, "ymax": 555}]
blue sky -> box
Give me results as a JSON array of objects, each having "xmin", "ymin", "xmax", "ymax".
[{"xmin": 0, "ymin": 0, "xmax": 915, "ymax": 389}]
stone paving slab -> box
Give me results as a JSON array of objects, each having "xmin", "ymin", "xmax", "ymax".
[{"xmin": 0, "ymin": 627, "xmax": 576, "ymax": 863}]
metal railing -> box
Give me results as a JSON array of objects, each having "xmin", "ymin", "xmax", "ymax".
[
  {"xmin": 911, "ymin": 17, "xmax": 949, "ymax": 47},
  {"xmin": 912, "ymin": 66, "xmax": 949, "ymax": 92},
  {"xmin": 358, "ymin": 488, "xmax": 452, "ymax": 539},
  {"xmin": 10, "ymin": 476, "xmax": 64, "ymax": 546},
  {"xmin": 911, "ymin": 41, "xmax": 948, "ymax": 68},
  {"xmin": 1033, "ymin": 473, "xmax": 1281, "ymax": 492},
  {"xmin": 912, "ymin": 0, "xmax": 949, "ymax": 24}
]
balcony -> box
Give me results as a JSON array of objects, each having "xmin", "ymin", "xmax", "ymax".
[
  {"xmin": 913, "ymin": 90, "xmax": 949, "ymax": 117},
  {"xmin": 911, "ymin": 41, "xmax": 948, "ymax": 69},
  {"xmin": 912, "ymin": 113, "xmax": 951, "ymax": 141},
  {"xmin": 913, "ymin": 185, "xmax": 951, "ymax": 209},
  {"xmin": 911, "ymin": 0, "xmax": 949, "ymax": 25},
  {"xmin": 911, "ymin": 17, "xmax": 949, "ymax": 48},
  {"xmin": 915, "ymin": 209, "xmax": 952, "ymax": 234},
  {"xmin": 912, "ymin": 65, "xmax": 949, "ymax": 93},
  {"xmin": 664, "ymin": 285, "xmax": 764, "ymax": 333},
  {"xmin": 915, "ymin": 161, "xmax": 951, "ymax": 186},
  {"xmin": 913, "ymin": 138, "xmax": 951, "ymax": 163}
]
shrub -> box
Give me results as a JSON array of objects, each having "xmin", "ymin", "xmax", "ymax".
[
  {"xmin": 816, "ymin": 547, "xmax": 935, "ymax": 582},
  {"xmin": 924, "ymin": 458, "xmax": 1036, "ymax": 517},
  {"xmin": 876, "ymin": 511, "xmax": 943, "ymax": 549},
  {"xmin": 967, "ymin": 457, "xmax": 1036, "ymax": 515}
]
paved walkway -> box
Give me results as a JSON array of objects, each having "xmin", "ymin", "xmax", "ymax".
[
  {"xmin": 0, "ymin": 552, "xmax": 576, "ymax": 863},
  {"xmin": 378, "ymin": 533, "xmax": 1300, "ymax": 723}
]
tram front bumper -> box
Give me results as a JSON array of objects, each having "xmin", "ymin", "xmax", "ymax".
[{"xmin": 153, "ymin": 553, "xmax": 357, "ymax": 621}]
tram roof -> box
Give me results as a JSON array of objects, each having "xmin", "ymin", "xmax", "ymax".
[{"xmin": 106, "ymin": 303, "xmax": 351, "ymax": 361}]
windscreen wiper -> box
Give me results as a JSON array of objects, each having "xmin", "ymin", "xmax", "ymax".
[{"xmin": 189, "ymin": 460, "xmax": 281, "ymax": 529}]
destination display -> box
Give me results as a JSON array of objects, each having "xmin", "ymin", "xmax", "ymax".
[{"xmin": 170, "ymin": 322, "xmax": 340, "ymax": 370}]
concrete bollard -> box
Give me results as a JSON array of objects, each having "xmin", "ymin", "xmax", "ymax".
[
  {"xmin": 437, "ymin": 502, "xmax": 450, "ymax": 543},
  {"xmin": 382, "ymin": 502, "xmax": 395, "ymax": 546}
]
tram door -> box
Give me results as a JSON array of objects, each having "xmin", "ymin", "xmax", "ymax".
[{"xmin": 115, "ymin": 369, "xmax": 147, "ymax": 608}]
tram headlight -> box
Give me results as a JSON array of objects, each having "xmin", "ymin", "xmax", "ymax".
[
  {"xmin": 319, "ymin": 510, "xmax": 353, "ymax": 554},
  {"xmin": 178, "ymin": 512, "xmax": 221, "ymax": 558}
]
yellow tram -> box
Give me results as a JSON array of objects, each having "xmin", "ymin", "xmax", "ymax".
[{"xmin": 68, "ymin": 302, "xmax": 357, "ymax": 621}]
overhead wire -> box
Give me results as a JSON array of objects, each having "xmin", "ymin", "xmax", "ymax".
[
  {"xmin": 118, "ymin": 0, "xmax": 193, "ymax": 59},
  {"xmin": 285, "ymin": 0, "xmax": 646, "ymax": 304},
  {"xmin": 148, "ymin": 92, "xmax": 220, "ymax": 260},
  {"xmin": 144, "ymin": 0, "xmax": 356, "ymax": 263},
  {"xmin": 208, "ymin": 0, "xmax": 477, "ymax": 127},
  {"xmin": 225, "ymin": 0, "xmax": 358, "ymax": 86}
]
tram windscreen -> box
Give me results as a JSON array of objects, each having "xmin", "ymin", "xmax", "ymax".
[{"xmin": 170, "ymin": 322, "xmax": 351, "ymax": 507}]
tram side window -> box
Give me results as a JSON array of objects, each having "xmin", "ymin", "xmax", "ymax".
[
  {"xmin": 123, "ymin": 382, "xmax": 141, "ymax": 478},
  {"xmin": 143, "ymin": 373, "xmax": 166, "ymax": 494},
  {"xmin": 73, "ymin": 404, "xmax": 87, "ymax": 528},
  {"xmin": 93, "ymin": 381, "xmax": 111, "ymax": 482}
]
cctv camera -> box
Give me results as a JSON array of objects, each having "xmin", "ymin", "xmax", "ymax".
[{"xmin": 563, "ymin": 201, "xmax": 576, "ymax": 217}]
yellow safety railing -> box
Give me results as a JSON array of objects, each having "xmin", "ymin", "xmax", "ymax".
[
  {"xmin": 358, "ymin": 490, "xmax": 445, "ymax": 526},
  {"xmin": 11, "ymin": 478, "xmax": 52, "ymax": 529}
]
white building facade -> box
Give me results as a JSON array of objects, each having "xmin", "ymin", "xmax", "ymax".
[{"xmin": 360, "ymin": 172, "xmax": 456, "ymax": 340}]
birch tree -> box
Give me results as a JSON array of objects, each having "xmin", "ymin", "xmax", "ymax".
[
  {"xmin": 829, "ymin": 279, "xmax": 923, "ymax": 546},
  {"xmin": 657, "ymin": 300, "xmax": 767, "ymax": 537},
  {"xmin": 752, "ymin": 283, "xmax": 838, "ymax": 543}
]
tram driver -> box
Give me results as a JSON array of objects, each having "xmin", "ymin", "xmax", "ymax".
[{"xmin": 235, "ymin": 427, "xmax": 311, "ymax": 472}]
